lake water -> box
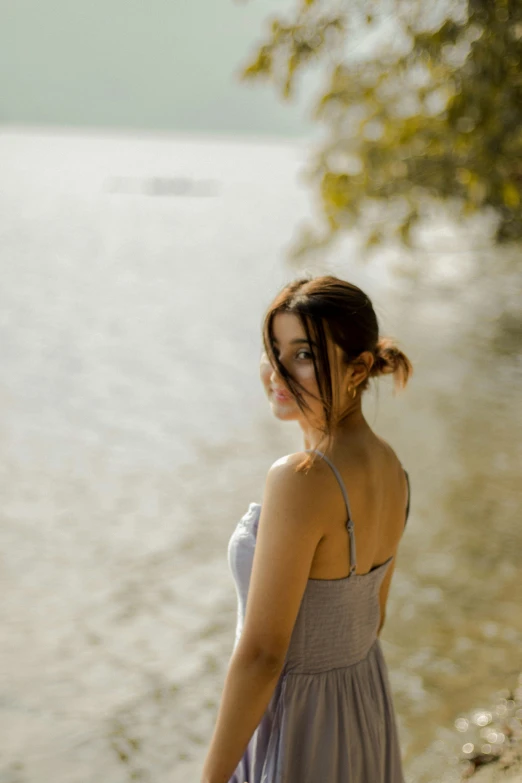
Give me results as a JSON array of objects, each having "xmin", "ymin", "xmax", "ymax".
[{"xmin": 0, "ymin": 127, "xmax": 520, "ymax": 783}]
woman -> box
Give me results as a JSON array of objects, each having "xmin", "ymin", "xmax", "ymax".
[{"xmin": 201, "ymin": 275, "xmax": 413, "ymax": 783}]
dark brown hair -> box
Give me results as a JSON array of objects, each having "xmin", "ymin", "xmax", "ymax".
[{"xmin": 262, "ymin": 275, "xmax": 413, "ymax": 472}]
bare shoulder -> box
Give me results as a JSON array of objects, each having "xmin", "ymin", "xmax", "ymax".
[
  {"xmin": 263, "ymin": 452, "xmax": 334, "ymax": 521},
  {"xmin": 372, "ymin": 434, "xmax": 410, "ymax": 519},
  {"xmin": 373, "ymin": 434, "xmax": 404, "ymax": 475},
  {"xmin": 268, "ymin": 451, "xmax": 336, "ymax": 486},
  {"xmin": 374, "ymin": 432, "xmax": 395, "ymax": 458}
]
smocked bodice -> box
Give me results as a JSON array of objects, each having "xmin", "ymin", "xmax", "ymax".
[{"xmin": 227, "ymin": 502, "xmax": 393, "ymax": 673}]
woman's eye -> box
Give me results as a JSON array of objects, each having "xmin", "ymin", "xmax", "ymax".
[{"xmin": 273, "ymin": 349, "xmax": 312, "ymax": 361}]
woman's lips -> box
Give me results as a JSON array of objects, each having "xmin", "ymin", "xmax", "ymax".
[{"xmin": 272, "ymin": 388, "xmax": 292, "ymax": 401}]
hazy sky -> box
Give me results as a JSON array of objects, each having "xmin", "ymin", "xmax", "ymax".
[{"xmin": 1, "ymin": 0, "xmax": 324, "ymax": 138}]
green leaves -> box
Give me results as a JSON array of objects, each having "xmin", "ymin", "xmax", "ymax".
[
  {"xmin": 241, "ymin": 44, "xmax": 273, "ymax": 79},
  {"xmin": 240, "ymin": 13, "xmax": 346, "ymax": 100},
  {"xmin": 239, "ymin": 0, "xmax": 522, "ymax": 255}
]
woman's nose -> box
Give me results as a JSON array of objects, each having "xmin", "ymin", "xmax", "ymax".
[{"xmin": 270, "ymin": 367, "xmax": 286, "ymax": 388}]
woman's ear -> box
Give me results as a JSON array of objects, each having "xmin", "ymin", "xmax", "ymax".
[
  {"xmin": 363, "ymin": 351, "xmax": 376, "ymax": 382},
  {"xmin": 352, "ymin": 352, "xmax": 373, "ymax": 386}
]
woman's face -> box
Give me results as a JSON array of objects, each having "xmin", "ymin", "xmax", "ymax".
[{"xmin": 259, "ymin": 312, "xmax": 326, "ymax": 423}]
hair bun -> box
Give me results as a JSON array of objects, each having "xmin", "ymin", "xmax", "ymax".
[{"xmin": 371, "ymin": 336, "xmax": 413, "ymax": 390}]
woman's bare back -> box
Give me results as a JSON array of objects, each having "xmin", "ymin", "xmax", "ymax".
[{"xmin": 308, "ymin": 431, "xmax": 409, "ymax": 581}]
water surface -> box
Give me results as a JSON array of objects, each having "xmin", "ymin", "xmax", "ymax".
[{"xmin": 0, "ymin": 128, "xmax": 520, "ymax": 783}]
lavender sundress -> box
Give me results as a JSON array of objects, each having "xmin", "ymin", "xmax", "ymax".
[{"xmin": 227, "ymin": 448, "xmax": 411, "ymax": 783}]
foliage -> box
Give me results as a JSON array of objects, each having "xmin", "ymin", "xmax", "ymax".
[{"xmin": 239, "ymin": 0, "xmax": 522, "ymax": 258}]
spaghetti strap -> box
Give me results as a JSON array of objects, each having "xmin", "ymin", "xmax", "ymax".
[
  {"xmin": 305, "ymin": 448, "xmax": 357, "ymax": 575},
  {"xmin": 403, "ymin": 468, "xmax": 411, "ymax": 529}
]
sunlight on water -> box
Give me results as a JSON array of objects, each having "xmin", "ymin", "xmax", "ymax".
[{"xmin": 0, "ymin": 128, "xmax": 520, "ymax": 783}]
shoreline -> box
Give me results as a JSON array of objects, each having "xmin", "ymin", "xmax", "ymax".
[{"xmin": 450, "ymin": 673, "xmax": 522, "ymax": 782}]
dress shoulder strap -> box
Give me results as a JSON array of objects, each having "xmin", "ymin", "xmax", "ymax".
[
  {"xmin": 305, "ymin": 448, "xmax": 357, "ymax": 574},
  {"xmin": 403, "ymin": 468, "xmax": 411, "ymax": 529}
]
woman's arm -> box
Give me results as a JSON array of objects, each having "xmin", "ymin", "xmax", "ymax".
[
  {"xmin": 200, "ymin": 644, "xmax": 284, "ymax": 783},
  {"xmin": 200, "ymin": 453, "xmax": 327, "ymax": 783}
]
